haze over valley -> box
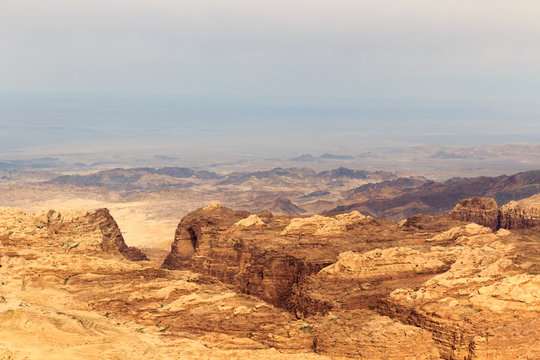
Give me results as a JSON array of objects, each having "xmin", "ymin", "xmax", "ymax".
[{"xmin": 1, "ymin": 1, "xmax": 540, "ymax": 359}]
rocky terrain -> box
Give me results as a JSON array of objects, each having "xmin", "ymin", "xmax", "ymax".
[
  {"xmin": 1, "ymin": 167, "xmax": 539, "ymax": 262},
  {"xmin": 21, "ymin": 167, "xmax": 540, "ymax": 222},
  {"xmin": 330, "ymin": 170, "xmax": 540, "ymax": 220},
  {"xmin": 451, "ymin": 194, "xmax": 540, "ymax": 230},
  {"xmin": 1, "ymin": 190, "xmax": 540, "ymax": 358},
  {"xmin": 160, "ymin": 196, "xmax": 540, "ymax": 359}
]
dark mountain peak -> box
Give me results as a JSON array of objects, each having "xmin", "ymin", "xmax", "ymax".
[
  {"xmin": 289, "ymin": 154, "xmax": 316, "ymax": 162},
  {"xmin": 319, "ymin": 153, "xmax": 354, "ymax": 160}
]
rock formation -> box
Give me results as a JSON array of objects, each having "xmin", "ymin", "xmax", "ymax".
[
  {"xmin": 162, "ymin": 203, "xmax": 249, "ymax": 269},
  {"xmin": 450, "ymin": 197, "xmax": 499, "ymax": 230},
  {"xmin": 0, "ymin": 207, "xmax": 333, "ymax": 359},
  {"xmin": 2, "ymin": 199, "xmax": 540, "ymax": 359},
  {"xmin": 280, "ymin": 211, "xmax": 367, "ymax": 236},
  {"xmin": 451, "ymin": 194, "xmax": 540, "ymax": 230},
  {"xmin": 499, "ymin": 193, "xmax": 540, "ymax": 229},
  {"xmin": 160, "ymin": 203, "xmax": 540, "ymax": 359}
]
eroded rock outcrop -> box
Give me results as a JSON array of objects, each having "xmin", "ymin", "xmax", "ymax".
[
  {"xmin": 0, "ymin": 207, "xmax": 147, "ymax": 261},
  {"xmin": 159, "ymin": 202, "xmax": 540, "ymax": 359},
  {"xmin": 427, "ymin": 223, "xmax": 493, "ymax": 245},
  {"xmin": 0, "ymin": 207, "xmax": 334, "ymax": 359},
  {"xmin": 162, "ymin": 203, "xmax": 249, "ymax": 269},
  {"xmin": 499, "ymin": 193, "xmax": 540, "ymax": 229},
  {"xmin": 450, "ymin": 193, "xmax": 540, "ymax": 231},
  {"xmin": 162, "ymin": 205, "xmax": 420, "ymax": 317},
  {"xmin": 320, "ymin": 247, "xmax": 453, "ymax": 281},
  {"xmin": 281, "ymin": 211, "xmax": 367, "ymax": 237},
  {"xmin": 450, "ymin": 197, "xmax": 500, "ymax": 230},
  {"xmin": 380, "ymin": 238, "xmax": 539, "ymax": 359}
]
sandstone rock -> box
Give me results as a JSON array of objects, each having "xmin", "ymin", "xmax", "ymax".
[
  {"xmin": 499, "ymin": 193, "xmax": 540, "ymax": 229},
  {"xmin": 470, "ymin": 274, "xmax": 540, "ymax": 311},
  {"xmin": 0, "ymin": 207, "xmax": 147, "ymax": 261},
  {"xmin": 232, "ymin": 214, "xmax": 266, "ymax": 228},
  {"xmin": 312, "ymin": 311, "xmax": 440, "ymax": 359},
  {"xmin": 450, "ymin": 197, "xmax": 499, "ymax": 230},
  {"xmin": 382, "ymin": 235, "xmax": 539, "ymax": 359},
  {"xmin": 427, "ymin": 223, "xmax": 492, "ymax": 244},
  {"xmin": 162, "ymin": 204, "xmax": 249, "ymax": 269},
  {"xmin": 281, "ymin": 211, "xmax": 367, "ymax": 237},
  {"xmin": 0, "ymin": 206, "xmax": 332, "ymax": 359},
  {"xmin": 401, "ymin": 213, "xmax": 465, "ymax": 233},
  {"xmin": 449, "ymin": 193, "xmax": 540, "ymax": 231},
  {"xmin": 320, "ymin": 248, "xmax": 452, "ymax": 281}
]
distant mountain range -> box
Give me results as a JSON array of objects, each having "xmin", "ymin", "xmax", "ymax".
[
  {"xmin": 328, "ymin": 170, "xmax": 540, "ymax": 220},
  {"xmin": 43, "ymin": 166, "xmax": 395, "ymax": 191},
  {"xmin": 290, "ymin": 153, "xmax": 354, "ymax": 161},
  {"xmin": 43, "ymin": 167, "xmax": 223, "ymax": 191},
  {"xmin": 40, "ymin": 167, "xmax": 540, "ymax": 220}
]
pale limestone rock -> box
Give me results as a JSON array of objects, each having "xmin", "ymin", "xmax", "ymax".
[
  {"xmin": 233, "ymin": 306, "xmax": 252, "ymax": 315},
  {"xmin": 233, "ymin": 215, "xmax": 265, "ymax": 228},
  {"xmin": 320, "ymin": 247, "xmax": 452, "ymax": 281},
  {"xmin": 390, "ymin": 240, "xmax": 521, "ymax": 303},
  {"xmin": 428, "ymin": 223, "xmax": 492, "ymax": 243},
  {"xmin": 202, "ymin": 202, "xmax": 222, "ymax": 211},
  {"xmin": 496, "ymin": 228, "xmax": 512, "ymax": 237},
  {"xmin": 281, "ymin": 211, "xmax": 367, "ymax": 236},
  {"xmin": 470, "ymin": 274, "xmax": 540, "ymax": 312}
]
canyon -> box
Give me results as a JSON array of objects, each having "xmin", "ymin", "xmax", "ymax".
[{"xmin": 1, "ymin": 191, "xmax": 539, "ymax": 359}]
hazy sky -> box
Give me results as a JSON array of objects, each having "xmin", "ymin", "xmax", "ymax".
[
  {"xmin": 1, "ymin": 0, "xmax": 540, "ymax": 100},
  {"xmin": 1, "ymin": 1, "xmax": 539, "ymax": 157}
]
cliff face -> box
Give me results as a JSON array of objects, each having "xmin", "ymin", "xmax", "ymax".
[
  {"xmin": 162, "ymin": 203, "xmax": 249, "ymax": 269},
  {"xmin": 86, "ymin": 208, "xmax": 148, "ymax": 261},
  {"xmin": 1, "ymin": 207, "xmax": 146, "ymax": 261},
  {"xmin": 450, "ymin": 197, "xmax": 499, "ymax": 230},
  {"xmin": 162, "ymin": 204, "xmax": 330, "ymax": 316},
  {"xmin": 499, "ymin": 194, "xmax": 540, "ymax": 229},
  {"xmin": 0, "ymin": 207, "xmax": 331, "ymax": 359},
  {"xmin": 160, "ymin": 202, "xmax": 540, "ymax": 359},
  {"xmin": 162, "ymin": 204, "xmax": 426, "ymax": 317},
  {"xmin": 450, "ymin": 194, "xmax": 540, "ymax": 230}
]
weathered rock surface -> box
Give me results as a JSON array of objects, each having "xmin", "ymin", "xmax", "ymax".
[
  {"xmin": 0, "ymin": 207, "xmax": 337, "ymax": 359},
  {"xmin": 280, "ymin": 211, "xmax": 367, "ymax": 236},
  {"xmin": 162, "ymin": 205, "xmax": 424, "ymax": 318},
  {"xmin": 451, "ymin": 194, "xmax": 540, "ymax": 231},
  {"xmin": 2, "ymin": 200, "xmax": 539, "ymax": 359},
  {"xmin": 0, "ymin": 207, "xmax": 147, "ymax": 261},
  {"xmin": 162, "ymin": 203, "xmax": 249, "ymax": 269},
  {"xmin": 381, "ymin": 238, "xmax": 539, "ymax": 359},
  {"xmin": 427, "ymin": 223, "xmax": 493, "ymax": 245},
  {"xmin": 499, "ymin": 193, "xmax": 540, "ymax": 229},
  {"xmin": 450, "ymin": 197, "xmax": 500, "ymax": 230},
  {"xmin": 162, "ymin": 203, "xmax": 540, "ymax": 359},
  {"xmin": 320, "ymin": 247, "xmax": 453, "ymax": 281}
]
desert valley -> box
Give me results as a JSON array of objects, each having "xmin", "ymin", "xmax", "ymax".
[
  {"xmin": 2, "ymin": 1, "xmax": 540, "ymax": 358},
  {"xmin": 1, "ymin": 150, "xmax": 540, "ymax": 359}
]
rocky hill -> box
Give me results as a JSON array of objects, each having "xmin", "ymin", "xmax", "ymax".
[
  {"xmin": 330, "ymin": 170, "xmax": 540, "ymax": 220},
  {"xmin": 38, "ymin": 167, "xmax": 540, "ymax": 221},
  {"xmin": 161, "ymin": 201, "xmax": 540, "ymax": 359},
  {"xmin": 451, "ymin": 194, "xmax": 540, "ymax": 230},
  {"xmin": 44, "ymin": 167, "xmax": 223, "ymax": 191},
  {"xmin": 1, "ymin": 197, "xmax": 540, "ymax": 358}
]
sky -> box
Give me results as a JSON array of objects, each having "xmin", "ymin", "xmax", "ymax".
[{"xmin": 0, "ymin": 1, "xmax": 539, "ymax": 156}]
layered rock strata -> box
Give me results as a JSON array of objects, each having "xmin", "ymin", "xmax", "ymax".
[
  {"xmin": 451, "ymin": 194, "xmax": 540, "ymax": 230},
  {"xmin": 162, "ymin": 203, "xmax": 540, "ymax": 359},
  {"xmin": 0, "ymin": 206, "xmax": 448, "ymax": 359},
  {"xmin": 162, "ymin": 204, "xmax": 425, "ymax": 317},
  {"xmin": 499, "ymin": 193, "xmax": 540, "ymax": 229}
]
